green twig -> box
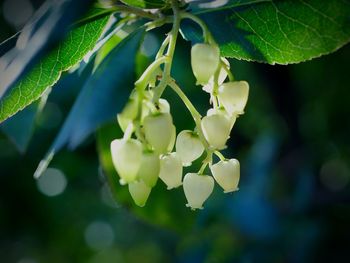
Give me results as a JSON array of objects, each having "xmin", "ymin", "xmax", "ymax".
[
  {"xmin": 168, "ymin": 81, "xmax": 202, "ymax": 121},
  {"xmin": 180, "ymin": 12, "xmax": 215, "ymax": 44},
  {"xmin": 152, "ymin": 0, "xmax": 181, "ymax": 103},
  {"xmin": 214, "ymin": 151, "xmax": 226, "ymax": 161},
  {"xmin": 135, "ymin": 56, "xmax": 170, "ymax": 90},
  {"xmin": 109, "ymin": 5, "xmax": 159, "ymax": 20},
  {"xmin": 220, "ymin": 59, "xmax": 234, "ymax": 81}
]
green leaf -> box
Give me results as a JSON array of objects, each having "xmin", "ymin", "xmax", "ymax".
[
  {"xmin": 188, "ymin": 0, "xmax": 350, "ymax": 64},
  {"xmin": 0, "ymin": 15, "xmax": 109, "ymax": 123},
  {"xmin": 34, "ymin": 28, "xmax": 144, "ymax": 178},
  {"xmin": 0, "ymin": 100, "xmax": 42, "ymax": 153},
  {"xmin": 189, "ymin": 0, "xmax": 270, "ymax": 12},
  {"xmin": 73, "ymin": 7, "xmax": 115, "ymax": 26},
  {"xmin": 0, "ymin": 0, "xmax": 95, "ymax": 97},
  {"xmin": 120, "ymin": 0, "xmax": 167, "ymax": 9}
]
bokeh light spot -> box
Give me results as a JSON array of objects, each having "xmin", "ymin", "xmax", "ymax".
[
  {"xmin": 320, "ymin": 159, "xmax": 350, "ymax": 192},
  {"xmin": 36, "ymin": 168, "xmax": 67, "ymax": 197},
  {"xmin": 2, "ymin": 0, "xmax": 34, "ymax": 29},
  {"xmin": 84, "ymin": 221, "xmax": 115, "ymax": 251},
  {"xmin": 17, "ymin": 258, "xmax": 38, "ymax": 263}
]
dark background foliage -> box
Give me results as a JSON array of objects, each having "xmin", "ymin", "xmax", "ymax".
[{"xmin": 1, "ymin": 0, "xmax": 350, "ymax": 262}]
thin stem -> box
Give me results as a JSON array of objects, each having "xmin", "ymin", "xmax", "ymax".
[
  {"xmin": 135, "ymin": 56, "xmax": 169, "ymax": 90},
  {"xmin": 155, "ymin": 35, "xmax": 170, "ymax": 60},
  {"xmin": 198, "ymin": 150, "xmax": 213, "ymax": 175},
  {"xmin": 221, "ymin": 59, "xmax": 234, "ymax": 81},
  {"xmin": 152, "ymin": 0, "xmax": 181, "ymax": 103},
  {"xmin": 168, "ymin": 81, "xmax": 201, "ymax": 121},
  {"xmin": 198, "ymin": 162, "xmax": 208, "ymax": 175},
  {"xmin": 109, "ymin": 5, "xmax": 159, "ymax": 20},
  {"xmin": 133, "ymin": 96, "xmax": 146, "ymax": 143},
  {"xmin": 180, "ymin": 12, "xmax": 215, "ymax": 44},
  {"xmin": 211, "ymin": 66, "xmax": 220, "ymax": 108},
  {"xmin": 123, "ymin": 123, "xmax": 134, "ymax": 140},
  {"xmin": 211, "ymin": 95, "xmax": 218, "ymax": 109},
  {"xmin": 168, "ymin": 80, "xmax": 211, "ymax": 151},
  {"xmin": 145, "ymin": 18, "xmax": 169, "ymax": 31},
  {"xmin": 214, "ymin": 151, "xmax": 226, "ymax": 161}
]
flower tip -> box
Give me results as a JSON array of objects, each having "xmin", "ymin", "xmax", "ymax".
[
  {"xmin": 166, "ymin": 182, "xmax": 182, "ymax": 190},
  {"xmin": 223, "ymin": 187, "xmax": 239, "ymax": 193},
  {"xmin": 186, "ymin": 204, "xmax": 204, "ymax": 210},
  {"xmin": 119, "ymin": 179, "xmax": 127, "ymax": 185}
]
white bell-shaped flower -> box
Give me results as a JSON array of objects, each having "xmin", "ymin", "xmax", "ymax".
[
  {"xmin": 218, "ymin": 81, "xmax": 249, "ymax": 115},
  {"xmin": 128, "ymin": 180, "xmax": 152, "ymax": 207},
  {"xmin": 206, "ymin": 108, "xmax": 236, "ymax": 131},
  {"xmin": 117, "ymin": 98, "xmax": 138, "ymax": 132},
  {"xmin": 137, "ymin": 151, "xmax": 160, "ymax": 187},
  {"xmin": 110, "ymin": 139, "xmax": 142, "ymax": 183},
  {"xmin": 201, "ymin": 112, "xmax": 232, "ymax": 149},
  {"xmin": 210, "ymin": 159, "xmax": 240, "ymax": 193},
  {"xmin": 144, "ymin": 112, "xmax": 174, "ymax": 154},
  {"xmin": 141, "ymin": 98, "xmax": 170, "ymax": 124},
  {"xmin": 159, "ymin": 152, "xmax": 183, "ymax": 189},
  {"xmin": 176, "ymin": 130, "xmax": 204, "ymax": 166},
  {"xmin": 183, "ymin": 173, "xmax": 214, "ymax": 210},
  {"xmin": 167, "ymin": 125, "xmax": 176, "ymax": 152},
  {"xmin": 191, "ymin": 43, "xmax": 220, "ymax": 85}
]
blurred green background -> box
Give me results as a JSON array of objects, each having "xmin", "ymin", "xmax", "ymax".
[{"xmin": 1, "ymin": 1, "xmax": 350, "ymax": 262}]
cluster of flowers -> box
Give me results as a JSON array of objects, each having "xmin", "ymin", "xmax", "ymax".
[{"xmin": 110, "ymin": 42, "xmax": 249, "ymax": 210}]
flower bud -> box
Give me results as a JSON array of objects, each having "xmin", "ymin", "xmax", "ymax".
[
  {"xmin": 158, "ymin": 98, "xmax": 170, "ymax": 113},
  {"xmin": 117, "ymin": 97, "xmax": 138, "ymax": 132},
  {"xmin": 218, "ymin": 81, "xmax": 249, "ymax": 115},
  {"xmin": 191, "ymin": 43, "xmax": 220, "ymax": 85},
  {"xmin": 110, "ymin": 139, "xmax": 142, "ymax": 183},
  {"xmin": 183, "ymin": 173, "xmax": 214, "ymax": 210},
  {"xmin": 144, "ymin": 112, "xmax": 174, "ymax": 154},
  {"xmin": 201, "ymin": 113, "xmax": 232, "ymax": 149},
  {"xmin": 159, "ymin": 152, "xmax": 183, "ymax": 189},
  {"xmin": 176, "ymin": 130, "xmax": 204, "ymax": 166},
  {"xmin": 128, "ymin": 180, "xmax": 152, "ymax": 207},
  {"xmin": 210, "ymin": 159, "xmax": 240, "ymax": 193},
  {"xmin": 137, "ymin": 151, "xmax": 160, "ymax": 187}
]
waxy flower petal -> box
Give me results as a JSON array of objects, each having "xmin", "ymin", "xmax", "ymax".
[
  {"xmin": 191, "ymin": 43, "xmax": 220, "ymax": 85},
  {"xmin": 201, "ymin": 113, "xmax": 232, "ymax": 149},
  {"xmin": 117, "ymin": 98, "xmax": 138, "ymax": 132},
  {"xmin": 218, "ymin": 81, "xmax": 249, "ymax": 116},
  {"xmin": 110, "ymin": 139, "xmax": 142, "ymax": 183},
  {"xmin": 137, "ymin": 151, "xmax": 160, "ymax": 187},
  {"xmin": 159, "ymin": 152, "xmax": 183, "ymax": 189},
  {"xmin": 176, "ymin": 130, "xmax": 204, "ymax": 166},
  {"xmin": 183, "ymin": 173, "xmax": 214, "ymax": 210},
  {"xmin": 144, "ymin": 113, "xmax": 174, "ymax": 154},
  {"xmin": 210, "ymin": 159, "xmax": 240, "ymax": 193},
  {"xmin": 128, "ymin": 180, "xmax": 152, "ymax": 207}
]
